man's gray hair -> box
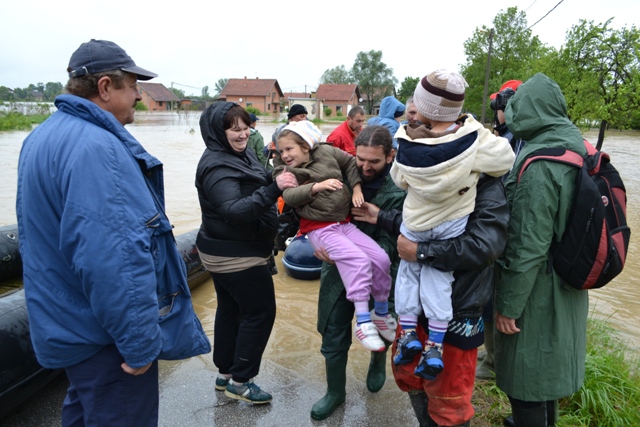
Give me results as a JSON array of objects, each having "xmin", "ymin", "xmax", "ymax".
[{"xmin": 65, "ymin": 69, "xmax": 128, "ymax": 99}]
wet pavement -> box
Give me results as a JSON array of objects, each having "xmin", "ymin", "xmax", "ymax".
[{"xmin": 0, "ymin": 253, "xmax": 419, "ymax": 427}]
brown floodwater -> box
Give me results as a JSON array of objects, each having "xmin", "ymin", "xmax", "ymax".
[{"xmin": 1, "ymin": 112, "xmax": 638, "ymax": 426}]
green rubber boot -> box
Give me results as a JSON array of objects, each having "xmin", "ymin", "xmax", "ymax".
[
  {"xmin": 366, "ymin": 347, "xmax": 388, "ymax": 392},
  {"xmin": 311, "ymin": 359, "xmax": 347, "ymax": 420}
]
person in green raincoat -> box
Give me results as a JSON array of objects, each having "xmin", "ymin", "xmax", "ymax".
[{"xmin": 494, "ymin": 73, "xmax": 589, "ymax": 427}]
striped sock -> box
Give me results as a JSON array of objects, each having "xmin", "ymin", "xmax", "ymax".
[
  {"xmin": 428, "ymin": 320, "xmax": 448, "ymax": 345},
  {"xmin": 399, "ymin": 314, "xmax": 418, "ymax": 331},
  {"xmin": 355, "ymin": 301, "xmax": 371, "ymax": 325}
]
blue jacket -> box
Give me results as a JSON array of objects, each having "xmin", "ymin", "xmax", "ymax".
[
  {"xmin": 367, "ymin": 96, "xmax": 405, "ymax": 147},
  {"xmin": 16, "ymin": 94, "xmax": 208, "ymax": 369}
]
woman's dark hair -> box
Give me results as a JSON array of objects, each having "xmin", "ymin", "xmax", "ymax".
[
  {"xmin": 354, "ymin": 125, "xmax": 393, "ymax": 156},
  {"xmin": 223, "ymin": 104, "xmax": 252, "ymax": 130}
]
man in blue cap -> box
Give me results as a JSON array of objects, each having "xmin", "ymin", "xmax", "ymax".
[{"xmin": 16, "ymin": 39, "xmax": 210, "ymax": 426}]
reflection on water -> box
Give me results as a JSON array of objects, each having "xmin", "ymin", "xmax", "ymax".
[{"xmin": 1, "ymin": 119, "xmax": 639, "ymax": 341}]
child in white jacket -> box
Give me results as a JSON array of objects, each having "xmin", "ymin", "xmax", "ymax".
[{"xmin": 390, "ymin": 69, "xmax": 515, "ymax": 380}]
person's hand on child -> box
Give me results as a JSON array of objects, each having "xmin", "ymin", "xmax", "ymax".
[
  {"xmin": 313, "ymin": 247, "xmax": 335, "ymax": 265},
  {"xmin": 276, "ymin": 166, "xmax": 298, "ymax": 191},
  {"xmin": 351, "ymin": 201, "xmax": 379, "ymax": 224}
]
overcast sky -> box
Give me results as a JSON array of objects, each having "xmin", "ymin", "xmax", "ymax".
[{"xmin": 2, "ymin": 0, "xmax": 638, "ymax": 96}]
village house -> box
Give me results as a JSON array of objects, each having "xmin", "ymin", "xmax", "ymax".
[
  {"xmin": 218, "ymin": 77, "xmax": 284, "ymax": 114},
  {"xmin": 137, "ymin": 82, "xmax": 181, "ymax": 111},
  {"xmin": 360, "ymin": 86, "xmax": 397, "ymax": 115},
  {"xmin": 314, "ymin": 84, "xmax": 361, "ymax": 116},
  {"xmin": 283, "ymin": 92, "xmax": 311, "ymax": 102}
]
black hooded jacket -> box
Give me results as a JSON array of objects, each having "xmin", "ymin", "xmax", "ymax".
[{"xmin": 195, "ymin": 102, "xmax": 281, "ymax": 258}]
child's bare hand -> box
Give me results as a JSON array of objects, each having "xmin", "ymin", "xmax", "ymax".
[
  {"xmin": 352, "ymin": 186, "xmax": 364, "ymax": 207},
  {"xmin": 352, "ymin": 193, "xmax": 364, "ymax": 207},
  {"xmin": 316, "ymin": 178, "xmax": 343, "ymax": 193}
]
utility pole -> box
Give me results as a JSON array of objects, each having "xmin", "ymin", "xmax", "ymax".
[{"xmin": 481, "ymin": 28, "xmax": 494, "ymax": 125}]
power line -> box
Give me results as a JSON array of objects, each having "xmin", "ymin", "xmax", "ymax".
[
  {"xmin": 524, "ymin": 0, "xmax": 537, "ymax": 12},
  {"xmin": 171, "ymin": 82, "xmax": 202, "ymax": 90},
  {"xmin": 528, "ymin": 0, "xmax": 564, "ymax": 30}
]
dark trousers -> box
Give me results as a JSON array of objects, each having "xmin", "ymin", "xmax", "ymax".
[
  {"xmin": 320, "ymin": 289, "xmax": 354, "ymax": 363},
  {"xmin": 508, "ymin": 396, "xmax": 558, "ymax": 427},
  {"xmin": 62, "ymin": 345, "xmax": 159, "ymax": 427},
  {"xmin": 211, "ymin": 265, "xmax": 276, "ymax": 383}
]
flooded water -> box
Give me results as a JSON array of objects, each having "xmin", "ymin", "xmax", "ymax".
[{"xmin": 1, "ymin": 112, "xmax": 639, "ymax": 426}]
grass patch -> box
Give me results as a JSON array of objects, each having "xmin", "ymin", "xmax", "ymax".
[
  {"xmin": 558, "ymin": 318, "xmax": 640, "ymax": 426},
  {"xmin": 0, "ymin": 111, "xmax": 49, "ymax": 131},
  {"xmin": 472, "ymin": 380, "xmax": 511, "ymax": 426},
  {"xmin": 472, "ymin": 317, "xmax": 640, "ymax": 426}
]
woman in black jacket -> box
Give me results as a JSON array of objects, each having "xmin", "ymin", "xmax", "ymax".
[{"xmin": 195, "ymin": 103, "xmax": 297, "ymax": 404}]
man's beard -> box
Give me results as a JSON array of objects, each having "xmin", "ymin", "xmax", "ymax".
[{"xmin": 359, "ymin": 166, "xmax": 385, "ymax": 183}]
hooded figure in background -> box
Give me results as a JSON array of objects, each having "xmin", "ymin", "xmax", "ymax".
[{"xmin": 367, "ymin": 96, "xmax": 406, "ymax": 149}]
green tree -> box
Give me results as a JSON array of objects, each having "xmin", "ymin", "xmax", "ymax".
[
  {"xmin": 170, "ymin": 87, "xmax": 186, "ymax": 99},
  {"xmin": 351, "ymin": 50, "xmax": 398, "ymax": 114},
  {"xmin": 214, "ymin": 78, "xmax": 228, "ymax": 98},
  {"xmin": 201, "ymin": 85, "xmax": 210, "ymax": 99},
  {"xmin": 43, "ymin": 82, "xmax": 63, "ymax": 101},
  {"xmin": 319, "ymin": 65, "xmax": 354, "ymax": 84},
  {"xmin": 13, "ymin": 87, "xmax": 27, "ymax": 100},
  {"xmin": 552, "ymin": 19, "xmax": 640, "ymax": 148},
  {"xmin": 0, "ymin": 86, "xmax": 14, "ymax": 101},
  {"xmin": 397, "ymin": 76, "xmax": 420, "ymax": 104},
  {"xmin": 461, "ymin": 7, "xmax": 549, "ymax": 122}
]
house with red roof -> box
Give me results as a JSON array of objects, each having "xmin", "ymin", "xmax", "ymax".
[
  {"xmin": 218, "ymin": 77, "xmax": 284, "ymax": 114},
  {"xmin": 283, "ymin": 92, "xmax": 312, "ymax": 101},
  {"xmin": 137, "ymin": 82, "xmax": 181, "ymax": 111},
  {"xmin": 315, "ymin": 84, "xmax": 361, "ymax": 116}
]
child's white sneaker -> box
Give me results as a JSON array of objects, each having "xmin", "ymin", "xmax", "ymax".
[
  {"xmin": 354, "ymin": 322, "xmax": 386, "ymax": 352},
  {"xmin": 370, "ymin": 310, "xmax": 398, "ymax": 342}
]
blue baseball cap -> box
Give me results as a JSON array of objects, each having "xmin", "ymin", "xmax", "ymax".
[
  {"xmin": 67, "ymin": 39, "xmax": 157, "ymax": 80},
  {"xmin": 249, "ymin": 113, "xmax": 259, "ymax": 123}
]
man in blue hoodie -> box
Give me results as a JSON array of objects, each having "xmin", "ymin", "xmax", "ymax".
[
  {"xmin": 16, "ymin": 39, "xmax": 209, "ymax": 426},
  {"xmin": 367, "ymin": 95, "xmax": 406, "ymax": 149}
]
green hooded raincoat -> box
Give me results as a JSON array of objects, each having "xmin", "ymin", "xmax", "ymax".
[{"xmin": 494, "ymin": 73, "xmax": 589, "ymax": 401}]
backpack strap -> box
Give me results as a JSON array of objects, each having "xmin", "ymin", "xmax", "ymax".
[
  {"xmin": 516, "ymin": 146, "xmax": 587, "ymax": 275},
  {"xmin": 517, "ymin": 147, "xmax": 584, "ymax": 183}
]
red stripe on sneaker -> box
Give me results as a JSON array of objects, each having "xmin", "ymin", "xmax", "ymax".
[{"xmin": 372, "ymin": 319, "xmax": 389, "ymax": 330}]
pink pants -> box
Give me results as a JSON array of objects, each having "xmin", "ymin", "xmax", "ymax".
[{"xmin": 308, "ymin": 222, "xmax": 391, "ymax": 302}]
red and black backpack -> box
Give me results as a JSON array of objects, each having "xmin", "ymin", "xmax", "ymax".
[{"xmin": 517, "ymin": 140, "xmax": 631, "ymax": 290}]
